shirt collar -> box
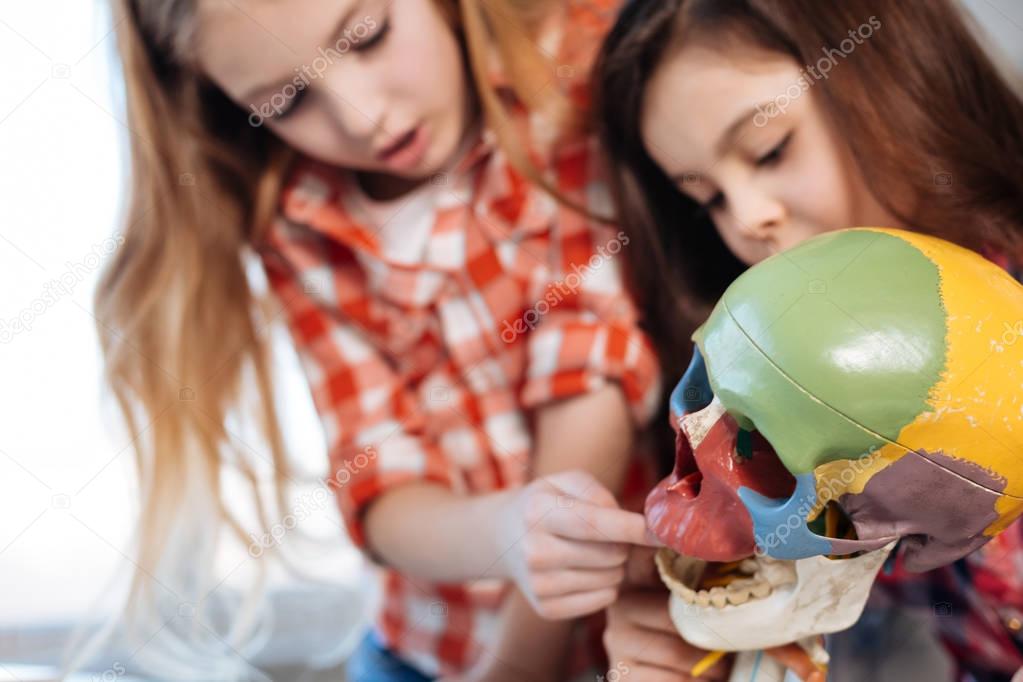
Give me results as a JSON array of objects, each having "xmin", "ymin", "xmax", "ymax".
[{"xmin": 276, "ymin": 119, "xmax": 552, "ymax": 269}]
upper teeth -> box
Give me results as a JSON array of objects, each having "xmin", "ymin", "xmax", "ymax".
[{"xmin": 655, "ymin": 549, "xmax": 797, "ymax": 608}]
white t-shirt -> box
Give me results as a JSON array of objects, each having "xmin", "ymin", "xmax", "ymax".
[
  {"xmin": 346, "ymin": 179, "xmax": 440, "ymax": 266},
  {"xmin": 345, "ymin": 122, "xmax": 483, "ymax": 266}
]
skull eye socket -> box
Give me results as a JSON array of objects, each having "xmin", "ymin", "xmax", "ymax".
[{"xmin": 807, "ymin": 501, "xmax": 859, "ymax": 543}]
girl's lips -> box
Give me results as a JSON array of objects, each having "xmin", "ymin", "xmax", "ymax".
[{"xmin": 377, "ymin": 126, "xmax": 430, "ymax": 171}]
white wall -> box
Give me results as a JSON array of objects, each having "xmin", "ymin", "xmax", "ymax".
[
  {"xmin": 0, "ymin": 1, "xmax": 364, "ymax": 677},
  {"xmin": 964, "ymin": 0, "xmax": 1023, "ymax": 66}
]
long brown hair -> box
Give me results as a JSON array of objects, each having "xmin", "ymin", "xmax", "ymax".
[
  {"xmin": 87, "ymin": 0, "xmax": 579, "ymax": 675},
  {"xmin": 594, "ymin": 0, "xmax": 1023, "ymax": 435}
]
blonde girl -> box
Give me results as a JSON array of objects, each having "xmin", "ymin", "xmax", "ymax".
[{"xmin": 94, "ymin": 0, "xmax": 661, "ymax": 679}]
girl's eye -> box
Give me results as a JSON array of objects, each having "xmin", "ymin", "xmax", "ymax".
[
  {"xmin": 701, "ymin": 192, "xmax": 725, "ymax": 212},
  {"xmin": 756, "ymin": 131, "xmax": 793, "ymax": 167},
  {"xmin": 269, "ymin": 87, "xmax": 309, "ymax": 122},
  {"xmin": 354, "ymin": 18, "xmax": 390, "ymax": 52},
  {"xmin": 265, "ymin": 17, "xmax": 391, "ymax": 122}
]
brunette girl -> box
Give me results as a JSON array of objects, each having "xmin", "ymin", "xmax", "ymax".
[{"xmin": 594, "ymin": 1, "xmax": 1023, "ymax": 680}]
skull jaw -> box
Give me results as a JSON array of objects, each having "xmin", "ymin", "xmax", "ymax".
[{"xmin": 660, "ymin": 542, "xmax": 895, "ymax": 651}]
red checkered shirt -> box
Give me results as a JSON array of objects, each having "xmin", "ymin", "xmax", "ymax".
[
  {"xmin": 873, "ymin": 521, "xmax": 1023, "ymax": 680},
  {"xmin": 256, "ymin": 9, "xmax": 658, "ymax": 675}
]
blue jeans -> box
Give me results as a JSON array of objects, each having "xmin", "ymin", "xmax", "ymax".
[{"xmin": 346, "ymin": 630, "xmax": 433, "ymax": 682}]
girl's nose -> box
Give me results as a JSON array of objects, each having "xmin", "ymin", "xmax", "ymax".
[
  {"xmin": 729, "ymin": 188, "xmax": 786, "ymax": 240},
  {"xmin": 321, "ymin": 65, "xmax": 390, "ymax": 141}
]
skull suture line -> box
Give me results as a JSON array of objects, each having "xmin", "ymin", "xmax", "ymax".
[{"xmin": 646, "ymin": 228, "xmax": 1023, "ymax": 652}]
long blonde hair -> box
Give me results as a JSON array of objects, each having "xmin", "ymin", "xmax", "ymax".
[{"xmin": 87, "ymin": 0, "xmax": 575, "ymax": 676}]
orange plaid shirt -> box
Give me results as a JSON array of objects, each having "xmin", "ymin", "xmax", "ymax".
[{"xmin": 256, "ymin": 2, "xmax": 659, "ymax": 676}]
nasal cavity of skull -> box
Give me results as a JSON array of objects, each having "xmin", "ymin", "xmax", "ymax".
[{"xmin": 669, "ymin": 428, "xmax": 701, "ymax": 498}]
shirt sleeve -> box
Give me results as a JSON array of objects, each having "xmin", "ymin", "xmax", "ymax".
[
  {"xmin": 261, "ymin": 247, "xmax": 456, "ymax": 550},
  {"xmin": 519, "ymin": 148, "xmax": 662, "ymax": 425}
]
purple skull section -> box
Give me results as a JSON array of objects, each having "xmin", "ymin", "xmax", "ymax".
[{"xmin": 831, "ymin": 449, "xmax": 1005, "ymax": 572}]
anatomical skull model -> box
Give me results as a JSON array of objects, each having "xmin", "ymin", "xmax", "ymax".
[{"xmin": 646, "ymin": 228, "xmax": 1023, "ymax": 677}]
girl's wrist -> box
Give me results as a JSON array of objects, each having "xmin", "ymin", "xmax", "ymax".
[{"xmin": 473, "ymin": 487, "xmax": 518, "ymax": 579}]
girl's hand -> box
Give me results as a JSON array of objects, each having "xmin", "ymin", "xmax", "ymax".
[
  {"xmin": 603, "ymin": 589, "xmax": 733, "ymax": 682},
  {"xmin": 494, "ymin": 470, "xmax": 654, "ymax": 620},
  {"xmin": 604, "ymin": 585, "xmax": 827, "ymax": 682}
]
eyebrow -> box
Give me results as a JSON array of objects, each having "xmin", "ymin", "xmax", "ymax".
[
  {"xmin": 241, "ymin": 3, "xmax": 360, "ymax": 102},
  {"xmin": 668, "ymin": 102, "xmax": 767, "ymax": 184}
]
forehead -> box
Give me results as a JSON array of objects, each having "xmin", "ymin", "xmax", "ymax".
[
  {"xmin": 195, "ymin": 0, "xmax": 358, "ymax": 88},
  {"xmin": 641, "ymin": 44, "xmax": 801, "ymax": 167}
]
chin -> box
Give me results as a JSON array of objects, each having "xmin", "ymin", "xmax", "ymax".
[{"xmin": 427, "ymin": 120, "xmax": 468, "ymax": 173}]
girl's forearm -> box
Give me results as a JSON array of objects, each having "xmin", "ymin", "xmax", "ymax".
[
  {"xmin": 471, "ymin": 386, "xmax": 635, "ymax": 676},
  {"xmin": 364, "ymin": 482, "xmax": 514, "ymax": 582},
  {"xmin": 468, "ymin": 589, "xmax": 574, "ymax": 681},
  {"xmin": 363, "ymin": 385, "xmax": 635, "ymax": 583}
]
